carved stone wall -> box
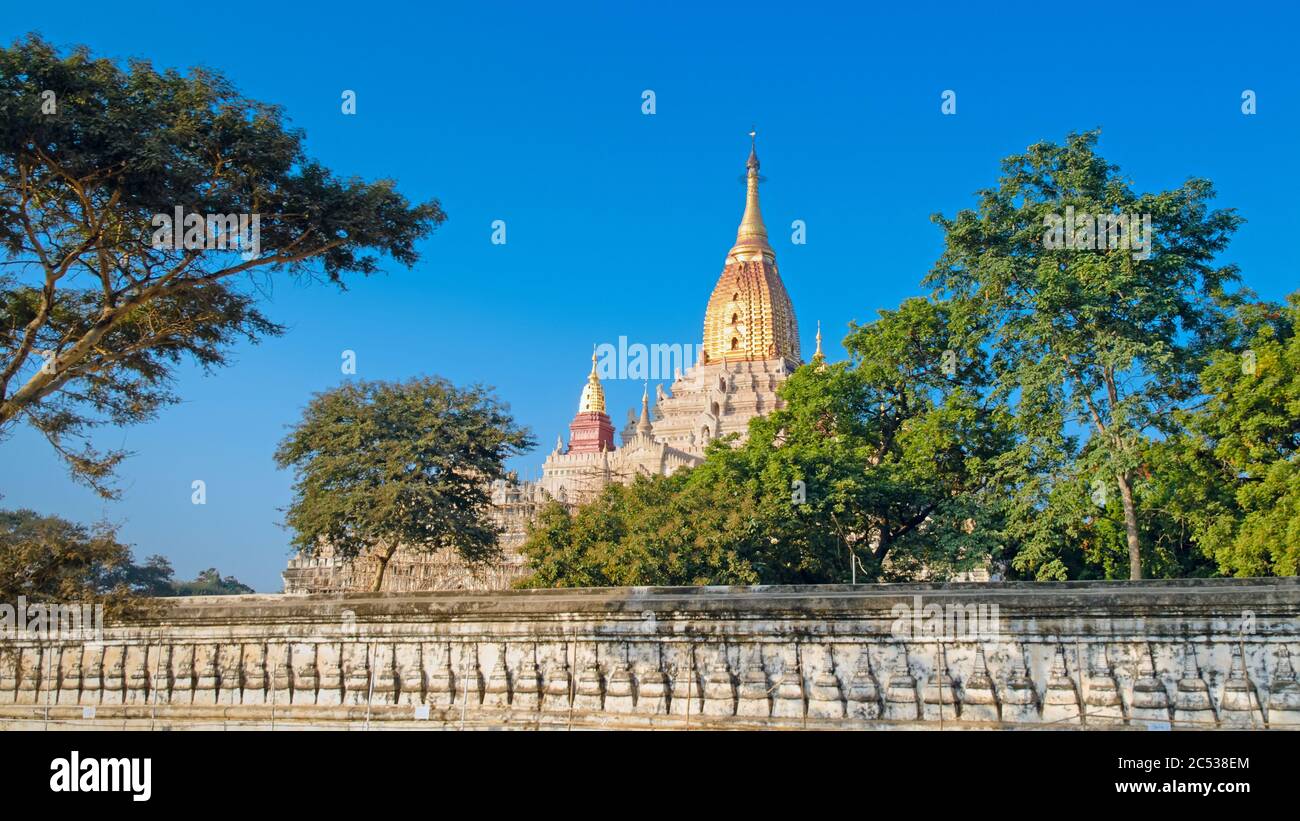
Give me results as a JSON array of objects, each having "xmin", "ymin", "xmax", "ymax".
[{"xmin": 2, "ymin": 578, "xmax": 1297, "ymax": 729}]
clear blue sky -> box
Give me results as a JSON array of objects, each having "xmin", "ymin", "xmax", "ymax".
[{"xmin": 2, "ymin": 1, "xmax": 1296, "ymax": 591}]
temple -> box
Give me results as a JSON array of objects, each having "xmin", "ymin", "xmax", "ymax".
[{"xmin": 283, "ymin": 135, "xmax": 804, "ymax": 593}]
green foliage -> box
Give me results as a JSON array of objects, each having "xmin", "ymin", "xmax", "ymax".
[
  {"xmin": 1159, "ymin": 297, "xmax": 1300, "ymax": 575},
  {"xmin": 0, "ymin": 508, "xmax": 135, "ymax": 604},
  {"xmin": 521, "ymin": 297, "xmax": 1017, "ymax": 586},
  {"xmin": 927, "ymin": 130, "xmax": 1244, "ymax": 579},
  {"xmin": 1019, "ymin": 306, "xmax": 1300, "ymax": 581},
  {"xmin": 124, "ymin": 555, "xmax": 255, "ymax": 596},
  {"xmin": 275, "ymin": 377, "xmax": 534, "ymax": 591},
  {"xmin": 0, "ymin": 35, "xmax": 445, "ymax": 494},
  {"xmin": 519, "ymin": 473, "xmax": 771, "ymax": 588},
  {"xmin": 114, "ymin": 554, "xmax": 177, "ymax": 596},
  {"xmin": 169, "ymin": 566, "xmax": 255, "ymax": 596},
  {"xmin": 836, "ymin": 297, "xmax": 1017, "ymax": 579},
  {"xmin": 0, "ymin": 509, "xmax": 255, "ymax": 606}
]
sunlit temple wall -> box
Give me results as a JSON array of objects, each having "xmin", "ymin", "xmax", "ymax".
[{"xmin": 1, "ymin": 578, "xmax": 1298, "ymax": 730}]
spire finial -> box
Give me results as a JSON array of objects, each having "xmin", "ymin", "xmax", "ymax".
[
  {"xmin": 637, "ymin": 381, "xmax": 652, "ymax": 434},
  {"xmin": 729, "ymin": 128, "xmax": 771, "ymax": 262},
  {"xmin": 813, "ymin": 320, "xmax": 826, "ymax": 370}
]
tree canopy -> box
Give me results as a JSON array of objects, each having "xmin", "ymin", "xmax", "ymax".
[
  {"xmin": 0, "ymin": 508, "xmax": 253, "ymax": 614},
  {"xmin": 0, "ymin": 508, "xmax": 134, "ymax": 605},
  {"xmin": 1156, "ymin": 296, "xmax": 1300, "ymax": 576},
  {"xmin": 0, "ymin": 35, "xmax": 444, "ymax": 494},
  {"xmin": 275, "ymin": 377, "xmax": 534, "ymax": 591},
  {"xmin": 926, "ymin": 130, "xmax": 1244, "ymax": 579}
]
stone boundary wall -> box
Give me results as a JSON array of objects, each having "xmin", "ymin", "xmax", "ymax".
[{"xmin": 1, "ymin": 578, "xmax": 1298, "ymax": 730}]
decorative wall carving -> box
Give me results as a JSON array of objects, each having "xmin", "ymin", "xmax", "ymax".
[{"xmin": 1, "ymin": 579, "xmax": 1296, "ymax": 729}]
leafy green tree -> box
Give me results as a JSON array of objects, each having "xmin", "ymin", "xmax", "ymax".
[
  {"xmin": 521, "ymin": 298, "xmax": 1017, "ymax": 586},
  {"xmin": 519, "ymin": 471, "xmax": 776, "ymax": 588},
  {"xmin": 275, "ymin": 377, "xmax": 534, "ymax": 591},
  {"xmin": 834, "ymin": 297, "xmax": 1017, "ymax": 578},
  {"xmin": 927, "ymin": 130, "xmax": 1244, "ymax": 579},
  {"xmin": 517, "ymin": 499, "xmax": 585, "ymax": 587},
  {"xmin": 0, "ymin": 35, "xmax": 444, "ymax": 495},
  {"xmin": 1008, "ymin": 440, "xmax": 1218, "ymax": 582},
  {"xmin": 1162, "ymin": 296, "xmax": 1300, "ymax": 575}
]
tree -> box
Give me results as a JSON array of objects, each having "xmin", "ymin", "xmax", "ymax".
[
  {"xmin": 0, "ymin": 508, "xmax": 138, "ymax": 614},
  {"xmin": 1161, "ymin": 295, "xmax": 1300, "ymax": 575},
  {"xmin": 122, "ymin": 554, "xmax": 256, "ymax": 596},
  {"xmin": 927, "ymin": 130, "xmax": 1243, "ymax": 579},
  {"xmin": 519, "ymin": 471, "xmax": 773, "ymax": 588},
  {"xmin": 115, "ymin": 553, "xmax": 177, "ymax": 596},
  {"xmin": 520, "ymin": 299, "xmax": 1017, "ymax": 587},
  {"xmin": 832, "ymin": 296, "xmax": 1016, "ymax": 579},
  {"xmin": 275, "ymin": 377, "xmax": 534, "ymax": 591},
  {"xmin": 170, "ymin": 567, "xmax": 255, "ymax": 596},
  {"xmin": 1002, "ymin": 437, "xmax": 1220, "ymax": 581},
  {"xmin": 0, "ymin": 509, "xmax": 255, "ymax": 605},
  {"xmin": 0, "ymin": 35, "xmax": 444, "ymax": 495}
]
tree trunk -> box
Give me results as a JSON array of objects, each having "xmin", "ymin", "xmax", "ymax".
[
  {"xmin": 369, "ymin": 543, "xmax": 398, "ymax": 592},
  {"xmin": 1115, "ymin": 471, "xmax": 1142, "ymax": 580}
]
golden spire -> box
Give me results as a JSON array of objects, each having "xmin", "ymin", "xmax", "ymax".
[
  {"xmin": 701, "ymin": 130, "xmax": 800, "ymax": 366},
  {"xmin": 813, "ymin": 320, "xmax": 827, "ymax": 371},
  {"xmin": 727, "ymin": 128, "xmax": 774, "ymax": 264},
  {"xmin": 577, "ymin": 347, "xmax": 606, "ymax": 414}
]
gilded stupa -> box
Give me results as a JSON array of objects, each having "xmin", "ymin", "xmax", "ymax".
[
  {"xmin": 701, "ymin": 133, "xmax": 801, "ymax": 365},
  {"xmin": 577, "ymin": 349, "xmax": 606, "ymax": 414}
]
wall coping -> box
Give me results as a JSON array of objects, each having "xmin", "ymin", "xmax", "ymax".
[{"xmin": 116, "ymin": 577, "xmax": 1300, "ymax": 627}]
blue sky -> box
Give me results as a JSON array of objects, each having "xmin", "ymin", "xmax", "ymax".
[{"xmin": 2, "ymin": 1, "xmax": 1296, "ymax": 591}]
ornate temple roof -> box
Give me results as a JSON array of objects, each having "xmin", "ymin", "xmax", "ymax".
[{"xmin": 701, "ymin": 133, "xmax": 801, "ymax": 365}]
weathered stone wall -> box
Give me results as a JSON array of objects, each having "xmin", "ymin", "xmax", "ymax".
[
  {"xmin": 2, "ymin": 578, "xmax": 1297, "ymax": 730},
  {"xmin": 282, "ymin": 548, "xmax": 528, "ymax": 595}
]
